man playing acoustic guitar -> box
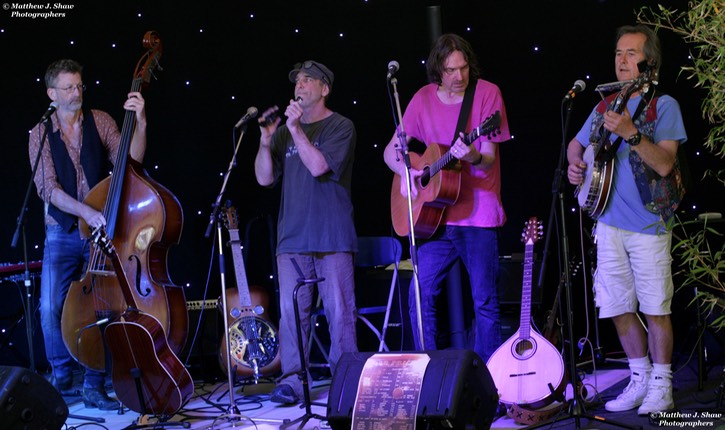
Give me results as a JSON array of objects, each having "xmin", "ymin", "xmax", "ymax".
[
  {"xmin": 567, "ymin": 25, "xmax": 687, "ymax": 416},
  {"xmin": 383, "ymin": 33, "xmax": 511, "ymax": 363}
]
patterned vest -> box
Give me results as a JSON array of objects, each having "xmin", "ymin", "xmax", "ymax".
[
  {"xmin": 47, "ymin": 110, "xmax": 109, "ymax": 231},
  {"xmin": 589, "ymin": 91, "xmax": 685, "ymax": 221}
]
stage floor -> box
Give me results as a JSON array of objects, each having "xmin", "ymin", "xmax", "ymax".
[{"xmin": 59, "ymin": 363, "xmax": 698, "ymax": 430}]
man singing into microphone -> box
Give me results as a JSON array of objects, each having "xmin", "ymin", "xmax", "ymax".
[
  {"xmin": 255, "ymin": 60, "xmax": 358, "ymax": 404},
  {"xmin": 28, "ymin": 58, "xmax": 147, "ymax": 410},
  {"xmin": 383, "ymin": 34, "xmax": 511, "ymax": 363}
]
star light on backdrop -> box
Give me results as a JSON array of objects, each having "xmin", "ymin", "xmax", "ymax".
[{"xmin": 0, "ymin": 0, "xmax": 718, "ymax": 294}]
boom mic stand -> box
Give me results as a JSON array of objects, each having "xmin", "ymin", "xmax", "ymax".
[
  {"xmin": 9, "ymin": 121, "xmax": 53, "ymax": 373},
  {"xmin": 204, "ymin": 122, "xmax": 283, "ymax": 428},
  {"xmin": 388, "ymin": 75, "xmax": 425, "ymax": 349},
  {"xmin": 16, "ymin": 121, "xmax": 105, "ymax": 424},
  {"xmin": 525, "ymin": 97, "xmax": 639, "ymax": 430}
]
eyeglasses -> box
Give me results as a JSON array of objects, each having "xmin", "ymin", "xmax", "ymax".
[
  {"xmin": 294, "ymin": 61, "xmax": 332, "ymax": 86},
  {"xmin": 53, "ymin": 84, "xmax": 86, "ymax": 94}
]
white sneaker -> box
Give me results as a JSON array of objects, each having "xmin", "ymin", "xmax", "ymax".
[
  {"xmin": 637, "ymin": 381, "xmax": 674, "ymax": 415},
  {"xmin": 605, "ymin": 372, "xmax": 649, "ymax": 412}
]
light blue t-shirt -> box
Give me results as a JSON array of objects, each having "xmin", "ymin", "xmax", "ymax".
[{"xmin": 575, "ymin": 94, "xmax": 687, "ymax": 234}]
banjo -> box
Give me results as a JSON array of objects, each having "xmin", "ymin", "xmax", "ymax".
[{"xmin": 575, "ymin": 66, "xmax": 655, "ymax": 218}]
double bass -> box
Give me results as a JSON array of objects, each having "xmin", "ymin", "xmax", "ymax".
[{"xmin": 61, "ymin": 31, "xmax": 188, "ymax": 373}]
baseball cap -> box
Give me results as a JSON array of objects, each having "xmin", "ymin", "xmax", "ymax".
[{"xmin": 288, "ymin": 60, "xmax": 334, "ymax": 88}]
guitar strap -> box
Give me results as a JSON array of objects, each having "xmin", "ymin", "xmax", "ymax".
[
  {"xmin": 451, "ymin": 82, "xmax": 477, "ymax": 144},
  {"xmin": 608, "ymin": 87, "xmax": 656, "ymax": 155}
]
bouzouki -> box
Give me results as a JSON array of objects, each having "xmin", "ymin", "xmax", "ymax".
[
  {"xmin": 390, "ymin": 111, "xmax": 501, "ymax": 238},
  {"xmin": 219, "ymin": 205, "xmax": 280, "ymax": 380},
  {"xmin": 575, "ymin": 66, "xmax": 655, "ymax": 218},
  {"xmin": 93, "ymin": 228, "xmax": 193, "ymax": 415},
  {"xmin": 486, "ymin": 217, "xmax": 565, "ymax": 409}
]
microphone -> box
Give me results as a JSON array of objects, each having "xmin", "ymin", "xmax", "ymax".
[
  {"xmin": 386, "ymin": 60, "xmax": 400, "ymax": 80},
  {"xmin": 259, "ymin": 110, "xmax": 280, "ymax": 127},
  {"xmin": 39, "ymin": 102, "xmax": 59, "ymax": 124},
  {"xmin": 234, "ymin": 106, "xmax": 258, "ymax": 128},
  {"xmin": 562, "ymin": 80, "xmax": 586, "ymax": 102}
]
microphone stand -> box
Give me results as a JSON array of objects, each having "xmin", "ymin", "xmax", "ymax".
[
  {"xmin": 14, "ymin": 122, "xmax": 103, "ymax": 424},
  {"xmin": 388, "ymin": 77, "xmax": 425, "ymax": 349},
  {"xmin": 10, "ymin": 121, "xmax": 54, "ymax": 372},
  {"xmin": 525, "ymin": 98, "xmax": 639, "ymax": 430},
  {"xmin": 204, "ymin": 124, "xmax": 283, "ymax": 427}
]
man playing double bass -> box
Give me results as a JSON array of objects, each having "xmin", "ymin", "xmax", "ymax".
[{"xmin": 29, "ymin": 58, "xmax": 147, "ymax": 410}]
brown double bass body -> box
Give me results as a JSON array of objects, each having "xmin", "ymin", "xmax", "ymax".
[{"xmin": 60, "ymin": 31, "xmax": 188, "ymax": 373}]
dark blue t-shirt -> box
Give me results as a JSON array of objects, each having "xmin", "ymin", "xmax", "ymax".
[{"xmin": 270, "ymin": 112, "xmax": 358, "ymax": 253}]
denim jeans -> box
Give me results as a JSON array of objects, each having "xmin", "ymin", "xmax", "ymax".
[
  {"xmin": 275, "ymin": 252, "xmax": 358, "ymax": 399},
  {"xmin": 40, "ymin": 224, "xmax": 105, "ymax": 388},
  {"xmin": 409, "ymin": 225, "xmax": 501, "ymax": 362}
]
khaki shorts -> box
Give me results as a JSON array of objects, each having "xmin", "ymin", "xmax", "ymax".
[{"xmin": 593, "ymin": 222, "xmax": 673, "ymax": 318}]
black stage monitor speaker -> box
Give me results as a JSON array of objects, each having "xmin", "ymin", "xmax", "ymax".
[
  {"xmin": 0, "ymin": 366, "xmax": 69, "ymax": 430},
  {"xmin": 327, "ymin": 350, "xmax": 498, "ymax": 430}
]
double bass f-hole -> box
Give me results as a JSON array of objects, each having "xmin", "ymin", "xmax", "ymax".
[{"xmin": 126, "ymin": 254, "xmax": 150, "ymax": 298}]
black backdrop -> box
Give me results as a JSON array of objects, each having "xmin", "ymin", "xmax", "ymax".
[{"xmin": 1, "ymin": 0, "xmax": 721, "ymax": 367}]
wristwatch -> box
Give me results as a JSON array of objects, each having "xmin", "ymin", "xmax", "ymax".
[{"xmin": 627, "ymin": 131, "xmax": 642, "ymax": 146}]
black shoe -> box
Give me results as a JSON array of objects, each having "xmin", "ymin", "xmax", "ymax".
[
  {"xmin": 82, "ymin": 387, "xmax": 120, "ymax": 410},
  {"xmin": 270, "ymin": 384, "xmax": 299, "ymax": 405}
]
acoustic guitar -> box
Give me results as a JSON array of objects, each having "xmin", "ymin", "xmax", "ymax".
[
  {"xmin": 93, "ymin": 227, "xmax": 193, "ymax": 415},
  {"xmin": 219, "ymin": 205, "xmax": 280, "ymax": 380},
  {"xmin": 390, "ymin": 111, "xmax": 500, "ymax": 238},
  {"xmin": 486, "ymin": 217, "xmax": 565, "ymax": 409}
]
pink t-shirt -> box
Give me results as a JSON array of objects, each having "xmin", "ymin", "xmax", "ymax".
[{"xmin": 402, "ymin": 80, "xmax": 511, "ymax": 228}]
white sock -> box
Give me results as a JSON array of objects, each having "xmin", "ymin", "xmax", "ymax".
[
  {"xmin": 651, "ymin": 363, "xmax": 672, "ymax": 386},
  {"xmin": 628, "ymin": 356, "xmax": 652, "ymax": 382}
]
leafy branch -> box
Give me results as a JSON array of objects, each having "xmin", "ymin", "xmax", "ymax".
[{"xmin": 637, "ymin": 1, "xmax": 725, "ymax": 159}]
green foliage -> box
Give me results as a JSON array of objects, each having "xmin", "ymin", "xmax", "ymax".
[
  {"xmin": 638, "ymin": 2, "xmax": 725, "ymax": 329},
  {"xmin": 638, "ymin": 1, "xmax": 725, "ymax": 160},
  {"xmin": 672, "ymin": 217, "xmax": 725, "ymax": 330}
]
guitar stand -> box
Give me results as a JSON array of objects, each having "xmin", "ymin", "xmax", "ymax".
[
  {"xmin": 122, "ymin": 415, "xmax": 189, "ymax": 430},
  {"xmin": 524, "ymin": 99, "xmax": 641, "ymax": 430},
  {"xmin": 280, "ymin": 257, "xmax": 327, "ymax": 430},
  {"xmin": 120, "ymin": 368, "xmax": 190, "ymax": 430}
]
